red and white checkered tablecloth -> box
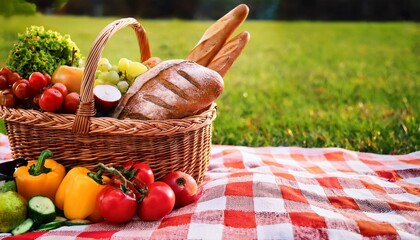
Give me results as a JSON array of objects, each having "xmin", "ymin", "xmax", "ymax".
[{"xmin": 0, "ymin": 134, "xmax": 419, "ymax": 240}]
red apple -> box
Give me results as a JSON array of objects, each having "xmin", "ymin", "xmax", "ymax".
[{"xmin": 93, "ymin": 85, "xmax": 121, "ymax": 111}]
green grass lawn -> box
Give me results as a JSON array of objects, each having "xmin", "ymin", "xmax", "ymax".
[{"xmin": 0, "ymin": 15, "xmax": 419, "ymax": 154}]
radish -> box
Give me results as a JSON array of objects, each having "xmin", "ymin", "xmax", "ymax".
[{"xmin": 93, "ymin": 85, "xmax": 122, "ymax": 111}]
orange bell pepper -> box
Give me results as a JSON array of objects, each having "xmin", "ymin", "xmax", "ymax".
[
  {"xmin": 13, "ymin": 150, "xmax": 66, "ymax": 201},
  {"xmin": 54, "ymin": 166, "xmax": 109, "ymax": 221}
]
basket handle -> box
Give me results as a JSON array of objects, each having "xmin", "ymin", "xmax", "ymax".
[{"xmin": 72, "ymin": 18, "xmax": 151, "ymax": 134}]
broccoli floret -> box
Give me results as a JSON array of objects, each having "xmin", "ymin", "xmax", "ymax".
[{"xmin": 6, "ymin": 26, "xmax": 83, "ymax": 79}]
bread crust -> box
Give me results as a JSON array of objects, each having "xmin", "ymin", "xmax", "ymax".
[
  {"xmin": 113, "ymin": 60, "xmax": 224, "ymax": 120},
  {"xmin": 207, "ymin": 31, "xmax": 250, "ymax": 77},
  {"xmin": 186, "ymin": 4, "xmax": 249, "ymax": 66}
]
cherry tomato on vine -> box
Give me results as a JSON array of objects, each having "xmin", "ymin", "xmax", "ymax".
[
  {"xmin": 122, "ymin": 161, "xmax": 154, "ymax": 187},
  {"xmin": 111, "ymin": 161, "xmax": 155, "ymax": 198},
  {"xmin": 137, "ymin": 181, "xmax": 175, "ymax": 221},
  {"xmin": 162, "ymin": 171, "xmax": 199, "ymax": 208},
  {"xmin": 97, "ymin": 185, "xmax": 138, "ymax": 223}
]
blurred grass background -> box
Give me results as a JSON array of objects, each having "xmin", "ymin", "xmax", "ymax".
[{"xmin": 0, "ymin": 15, "xmax": 419, "ymax": 154}]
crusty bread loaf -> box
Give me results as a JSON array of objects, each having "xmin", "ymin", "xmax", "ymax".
[
  {"xmin": 113, "ymin": 60, "xmax": 224, "ymax": 120},
  {"xmin": 207, "ymin": 31, "xmax": 250, "ymax": 77},
  {"xmin": 186, "ymin": 4, "xmax": 249, "ymax": 66},
  {"xmin": 142, "ymin": 56, "xmax": 162, "ymax": 69}
]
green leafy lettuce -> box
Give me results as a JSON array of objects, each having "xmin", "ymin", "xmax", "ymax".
[{"xmin": 6, "ymin": 26, "xmax": 83, "ymax": 78}]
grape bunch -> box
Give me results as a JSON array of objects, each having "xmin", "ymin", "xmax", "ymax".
[
  {"xmin": 94, "ymin": 58, "xmax": 148, "ymax": 94},
  {"xmin": 0, "ymin": 66, "xmax": 79, "ymax": 113}
]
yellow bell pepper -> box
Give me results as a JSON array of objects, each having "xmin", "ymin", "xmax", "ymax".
[
  {"xmin": 13, "ymin": 150, "xmax": 65, "ymax": 201},
  {"xmin": 54, "ymin": 166, "xmax": 109, "ymax": 221}
]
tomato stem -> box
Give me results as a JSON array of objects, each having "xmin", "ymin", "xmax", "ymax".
[{"xmin": 97, "ymin": 163, "xmax": 147, "ymax": 196}]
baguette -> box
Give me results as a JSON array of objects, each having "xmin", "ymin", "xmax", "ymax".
[
  {"xmin": 186, "ymin": 4, "xmax": 249, "ymax": 66},
  {"xmin": 113, "ymin": 60, "xmax": 224, "ymax": 120},
  {"xmin": 207, "ymin": 31, "xmax": 250, "ymax": 77},
  {"xmin": 142, "ymin": 56, "xmax": 162, "ymax": 69}
]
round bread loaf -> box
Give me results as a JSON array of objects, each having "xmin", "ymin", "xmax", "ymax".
[{"xmin": 113, "ymin": 59, "xmax": 224, "ymax": 120}]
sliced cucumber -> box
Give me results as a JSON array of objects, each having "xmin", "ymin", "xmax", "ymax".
[
  {"xmin": 37, "ymin": 221, "xmax": 63, "ymax": 231},
  {"xmin": 53, "ymin": 216, "xmax": 67, "ymax": 224},
  {"xmin": 64, "ymin": 219, "xmax": 91, "ymax": 226},
  {"xmin": 28, "ymin": 195, "xmax": 56, "ymax": 225},
  {"xmin": 11, "ymin": 218, "xmax": 34, "ymax": 236}
]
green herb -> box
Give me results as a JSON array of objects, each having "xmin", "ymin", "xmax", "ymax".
[{"xmin": 6, "ymin": 26, "xmax": 83, "ymax": 78}]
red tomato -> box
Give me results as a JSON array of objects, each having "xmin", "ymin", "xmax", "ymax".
[
  {"xmin": 7, "ymin": 72, "xmax": 21, "ymax": 86},
  {"xmin": 162, "ymin": 171, "xmax": 199, "ymax": 208},
  {"xmin": 121, "ymin": 161, "xmax": 154, "ymax": 187},
  {"xmin": 28, "ymin": 72, "xmax": 48, "ymax": 91},
  {"xmin": 0, "ymin": 88, "xmax": 17, "ymax": 108},
  {"xmin": 32, "ymin": 93, "xmax": 41, "ymax": 107},
  {"xmin": 12, "ymin": 79, "xmax": 34, "ymax": 99},
  {"xmin": 0, "ymin": 66, "xmax": 12, "ymax": 77},
  {"xmin": 52, "ymin": 82, "xmax": 68, "ymax": 97},
  {"xmin": 44, "ymin": 73, "xmax": 52, "ymax": 84},
  {"xmin": 97, "ymin": 185, "xmax": 138, "ymax": 223},
  {"xmin": 63, "ymin": 92, "xmax": 80, "ymax": 113},
  {"xmin": 111, "ymin": 161, "xmax": 155, "ymax": 199},
  {"xmin": 137, "ymin": 182, "xmax": 175, "ymax": 221},
  {"xmin": 39, "ymin": 87, "xmax": 64, "ymax": 112},
  {"xmin": 0, "ymin": 75, "xmax": 7, "ymax": 90}
]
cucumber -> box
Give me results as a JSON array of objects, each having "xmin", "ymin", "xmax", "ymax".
[
  {"xmin": 11, "ymin": 218, "xmax": 34, "ymax": 235},
  {"xmin": 35, "ymin": 216, "xmax": 68, "ymax": 231},
  {"xmin": 64, "ymin": 219, "xmax": 91, "ymax": 226},
  {"xmin": 28, "ymin": 195, "xmax": 56, "ymax": 225},
  {"xmin": 53, "ymin": 216, "xmax": 67, "ymax": 224},
  {"xmin": 37, "ymin": 221, "xmax": 63, "ymax": 231}
]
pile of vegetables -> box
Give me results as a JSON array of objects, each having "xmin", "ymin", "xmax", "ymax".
[
  {"xmin": 0, "ymin": 150, "xmax": 200, "ymax": 235},
  {"xmin": 1, "ymin": 26, "xmax": 149, "ymax": 116}
]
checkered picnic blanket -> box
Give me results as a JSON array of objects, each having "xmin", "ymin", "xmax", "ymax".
[{"xmin": 0, "ymin": 134, "xmax": 419, "ymax": 239}]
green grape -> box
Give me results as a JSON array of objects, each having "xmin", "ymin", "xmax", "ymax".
[
  {"xmin": 99, "ymin": 58, "xmax": 110, "ymax": 65},
  {"xmin": 98, "ymin": 63, "xmax": 112, "ymax": 72},
  {"xmin": 105, "ymin": 71, "xmax": 120, "ymax": 85},
  {"xmin": 117, "ymin": 81, "xmax": 129, "ymax": 93},
  {"xmin": 118, "ymin": 58, "xmax": 131, "ymax": 73},
  {"xmin": 95, "ymin": 78, "xmax": 106, "ymax": 86},
  {"xmin": 97, "ymin": 72, "xmax": 109, "ymax": 81},
  {"xmin": 127, "ymin": 61, "xmax": 148, "ymax": 79},
  {"xmin": 98, "ymin": 58, "xmax": 111, "ymax": 72},
  {"xmin": 110, "ymin": 65, "xmax": 119, "ymax": 72}
]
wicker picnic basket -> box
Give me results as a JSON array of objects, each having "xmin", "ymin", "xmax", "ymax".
[{"xmin": 0, "ymin": 18, "xmax": 216, "ymax": 183}]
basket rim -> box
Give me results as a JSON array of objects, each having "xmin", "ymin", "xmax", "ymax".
[{"xmin": 0, "ymin": 103, "xmax": 216, "ymax": 137}]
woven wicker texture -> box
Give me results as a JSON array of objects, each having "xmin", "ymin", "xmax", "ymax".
[{"xmin": 0, "ymin": 18, "xmax": 216, "ymax": 183}]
